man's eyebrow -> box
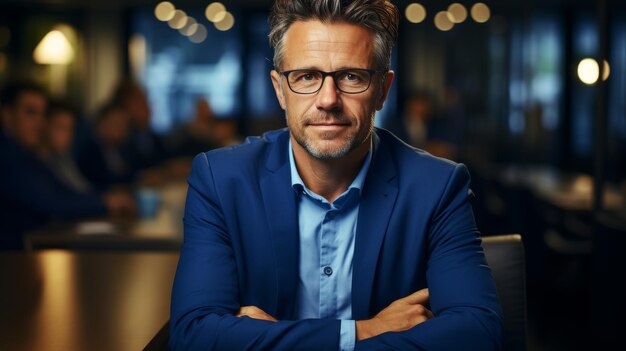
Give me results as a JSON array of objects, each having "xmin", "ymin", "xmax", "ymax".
[
  {"xmin": 289, "ymin": 66, "xmax": 322, "ymax": 70},
  {"xmin": 286, "ymin": 67, "xmax": 371, "ymax": 71}
]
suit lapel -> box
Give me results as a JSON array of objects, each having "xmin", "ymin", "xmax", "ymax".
[
  {"xmin": 260, "ymin": 132, "xmax": 299, "ymax": 318},
  {"xmin": 352, "ymin": 131, "xmax": 399, "ymax": 319}
]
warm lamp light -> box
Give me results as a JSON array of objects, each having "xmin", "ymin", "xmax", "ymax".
[
  {"xmin": 405, "ymin": 3, "xmax": 427, "ymax": 24},
  {"xmin": 434, "ymin": 11, "xmax": 454, "ymax": 31},
  {"xmin": 33, "ymin": 30, "xmax": 74, "ymax": 65},
  {"xmin": 577, "ymin": 58, "xmax": 611, "ymax": 85},
  {"xmin": 578, "ymin": 58, "xmax": 600, "ymax": 85},
  {"xmin": 206, "ymin": 2, "xmax": 227, "ymax": 23},
  {"xmin": 214, "ymin": 12, "xmax": 235, "ymax": 31}
]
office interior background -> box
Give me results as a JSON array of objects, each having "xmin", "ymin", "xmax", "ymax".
[{"xmin": 0, "ymin": 0, "xmax": 625, "ymax": 350}]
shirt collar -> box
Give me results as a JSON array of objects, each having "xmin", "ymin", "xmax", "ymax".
[{"xmin": 289, "ymin": 138, "xmax": 373, "ymax": 197}]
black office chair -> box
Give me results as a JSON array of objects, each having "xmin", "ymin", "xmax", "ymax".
[
  {"xmin": 146, "ymin": 235, "xmax": 528, "ymax": 351},
  {"xmin": 482, "ymin": 234, "xmax": 528, "ymax": 351}
]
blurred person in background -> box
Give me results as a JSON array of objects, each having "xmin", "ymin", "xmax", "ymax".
[
  {"xmin": 403, "ymin": 89, "xmax": 457, "ymax": 160},
  {"xmin": 77, "ymin": 102, "xmax": 135, "ymax": 189},
  {"xmin": 166, "ymin": 97, "xmax": 219, "ymax": 157},
  {"xmin": 111, "ymin": 79, "xmax": 167, "ymax": 171},
  {"xmin": 0, "ymin": 82, "xmax": 136, "ymax": 250},
  {"xmin": 110, "ymin": 79, "xmax": 192, "ymax": 186},
  {"xmin": 40, "ymin": 100, "xmax": 92, "ymax": 193},
  {"xmin": 211, "ymin": 117, "xmax": 243, "ymax": 148}
]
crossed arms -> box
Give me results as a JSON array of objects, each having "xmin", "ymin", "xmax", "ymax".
[
  {"xmin": 238, "ymin": 288, "xmax": 433, "ymax": 342},
  {"xmin": 169, "ymin": 153, "xmax": 503, "ymax": 350}
]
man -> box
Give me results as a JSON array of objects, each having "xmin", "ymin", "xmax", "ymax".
[
  {"xmin": 0, "ymin": 82, "xmax": 135, "ymax": 250},
  {"xmin": 170, "ymin": 1, "xmax": 503, "ymax": 350},
  {"xmin": 41, "ymin": 100, "xmax": 93, "ymax": 193},
  {"xmin": 111, "ymin": 79, "xmax": 167, "ymax": 171}
]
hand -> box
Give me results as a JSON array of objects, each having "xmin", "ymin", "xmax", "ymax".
[
  {"xmin": 103, "ymin": 192, "xmax": 137, "ymax": 217},
  {"xmin": 356, "ymin": 288, "xmax": 433, "ymax": 341},
  {"xmin": 137, "ymin": 168, "xmax": 167, "ymax": 187},
  {"xmin": 236, "ymin": 306, "xmax": 278, "ymax": 322}
]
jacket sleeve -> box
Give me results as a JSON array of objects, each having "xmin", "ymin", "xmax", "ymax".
[
  {"xmin": 356, "ymin": 164, "xmax": 503, "ymax": 351},
  {"xmin": 169, "ymin": 153, "xmax": 341, "ymax": 351}
]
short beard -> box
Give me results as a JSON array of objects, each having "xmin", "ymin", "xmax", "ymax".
[
  {"xmin": 298, "ymin": 130, "xmax": 355, "ymax": 160},
  {"xmin": 287, "ymin": 111, "xmax": 372, "ymax": 160}
]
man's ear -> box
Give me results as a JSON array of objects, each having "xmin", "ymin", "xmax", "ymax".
[
  {"xmin": 270, "ymin": 70, "xmax": 287, "ymax": 110},
  {"xmin": 375, "ymin": 70, "xmax": 395, "ymax": 111}
]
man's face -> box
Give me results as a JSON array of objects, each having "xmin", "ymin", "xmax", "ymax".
[
  {"xmin": 2, "ymin": 91, "xmax": 47, "ymax": 150},
  {"xmin": 47, "ymin": 112, "xmax": 75, "ymax": 153},
  {"xmin": 271, "ymin": 20, "xmax": 394, "ymax": 160},
  {"xmin": 98, "ymin": 110, "xmax": 130, "ymax": 147}
]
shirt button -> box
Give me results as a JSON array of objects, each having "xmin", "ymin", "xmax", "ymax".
[
  {"xmin": 327, "ymin": 212, "xmax": 336, "ymax": 219},
  {"xmin": 323, "ymin": 266, "xmax": 333, "ymax": 276}
]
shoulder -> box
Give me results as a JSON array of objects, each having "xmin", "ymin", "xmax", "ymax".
[
  {"xmin": 189, "ymin": 128, "xmax": 288, "ymax": 179},
  {"xmin": 374, "ymin": 129, "xmax": 472, "ymax": 214},
  {"xmin": 375, "ymin": 128, "xmax": 461, "ymax": 176}
]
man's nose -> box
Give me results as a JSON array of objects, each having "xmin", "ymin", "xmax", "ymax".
[{"xmin": 315, "ymin": 76, "xmax": 341, "ymax": 111}]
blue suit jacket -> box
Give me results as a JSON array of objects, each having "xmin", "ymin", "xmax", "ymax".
[{"xmin": 170, "ymin": 128, "xmax": 503, "ymax": 350}]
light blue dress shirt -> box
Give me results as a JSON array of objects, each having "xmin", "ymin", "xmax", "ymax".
[{"xmin": 289, "ymin": 141, "xmax": 372, "ymax": 351}]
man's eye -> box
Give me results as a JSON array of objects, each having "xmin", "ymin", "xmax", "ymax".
[
  {"xmin": 302, "ymin": 74, "xmax": 315, "ymax": 81},
  {"xmin": 341, "ymin": 72, "xmax": 366, "ymax": 82}
]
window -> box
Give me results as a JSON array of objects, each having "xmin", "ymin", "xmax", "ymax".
[{"xmin": 131, "ymin": 8, "xmax": 243, "ymax": 134}]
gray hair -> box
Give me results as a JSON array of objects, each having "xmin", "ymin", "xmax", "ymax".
[{"xmin": 268, "ymin": 0, "xmax": 399, "ymax": 71}]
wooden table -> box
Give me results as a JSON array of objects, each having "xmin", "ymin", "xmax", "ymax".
[
  {"xmin": 498, "ymin": 164, "xmax": 624, "ymax": 211},
  {"xmin": 23, "ymin": 216, "xmax": 183, "ymax": 251},
  {"xmin": 0, "ymin": 250, "xmax": 179, "ymax": 351},
  {"xmin": 23, "ymin": 182, "xmax": 187, "ymax": 251}
]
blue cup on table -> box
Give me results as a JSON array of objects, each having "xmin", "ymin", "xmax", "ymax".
[{"xmin": 137, "ymin": 188, "xmax": 162, "ymax": 219}]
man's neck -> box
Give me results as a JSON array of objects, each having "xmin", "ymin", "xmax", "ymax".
[{"xmin": 291, "ymin": 134, "xmax": 371, "ymax": 203}]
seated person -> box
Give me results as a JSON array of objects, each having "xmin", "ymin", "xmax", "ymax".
[
  {"xmin": 110, "ymin": 80, "xmax": 167, "ymax": 171},
  {"xmin": 169, "ymin": 1, "xmax": 503, "ymax": 350},
  {"xmin": 77, "ymin": 102, "xmax": 135, "ymax": 188},
  {"xmin": 40, "ymin": 100, "xmax": 92, "ymax": 193},
  {"xmin": 0, "ymin": 82, "xmax": 135, "ymax": 250},
  {"xmin": 166, "ymin": 97, "xmax": 220, "ymax": 157},
  {"xmin": 211, "ymin": 118, "xmax": 243, "ymax": 148},
  {"xmin": 109, "ymin": 80, "xmax": 189, "ymax": 186},
  {"xmin": 403, "ymin": 89, "xmax": 457, "ymax": 160}
]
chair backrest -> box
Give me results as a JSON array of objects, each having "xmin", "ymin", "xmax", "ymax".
[
  {"xmin": 481, "ymin": 234, "xmax": 527, "ymax": 351},
  {"xmin": 143, "ymin": 320, "xmax": 169, "ymax": 351}
]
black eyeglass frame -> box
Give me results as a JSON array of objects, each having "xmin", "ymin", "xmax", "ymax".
[{"xmin": 278, "ymin": 68, "xmax": 384, "ymax": 95}]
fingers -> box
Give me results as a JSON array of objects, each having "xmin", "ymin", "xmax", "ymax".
[
  {"xmin": 401, "ymin": 288, "xmax": 429, "ymax": 305},
  {"xmin": 362, "ymin": 295, "xmax": 435, "ymax": 340},
  {"xmin": 237, "ymin": 306, "xmax": 278, "ymax": 322},
  {"xmin": 411, "ymin": 303, "xmax": 434, "ymax": 321}
]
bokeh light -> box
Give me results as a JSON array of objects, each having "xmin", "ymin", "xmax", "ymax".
[
  {"xmin": 447, "ymin": 3, "xmax": 468, "ymax": 23},
  {"xmin": 471, "ymin": 3, "xmax": 491, "ymax": 23},
  {"xmin": 434, "ymin": 11, "xmax": 454, "ymax": 31},
  {"xmin": 214, "ymin": 12, "xmax": 235, "ymax": 31},
  {"xmin": 189, "ymin": 24, "xmax": 208, "ymax": 43},
  {"xmin": 168, "ymin": 10, "xmax": 188, "ymax": 29},
  {"xmin": 578, "ymin": 58, "xmax": 599, "ymax": 85},
  {"xmin": 206, "ymin": 2, "xmax": 227, "ymax": 23},
  {"xmin": 155, "ymin": 1, "xmax": 176, "ymax": 22},
  {"xmin": 405, "ymin": 3, "xmax": 427, "ymax": 24}
]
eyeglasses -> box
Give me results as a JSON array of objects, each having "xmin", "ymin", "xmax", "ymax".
[{"xmin": 278, "ymin": 68, "xmax": 382, "ymax": 94}]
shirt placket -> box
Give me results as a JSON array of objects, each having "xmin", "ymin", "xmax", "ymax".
[{"xmin": 319, "ymin": 205, "xmax": 339, "ymax": 318}]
